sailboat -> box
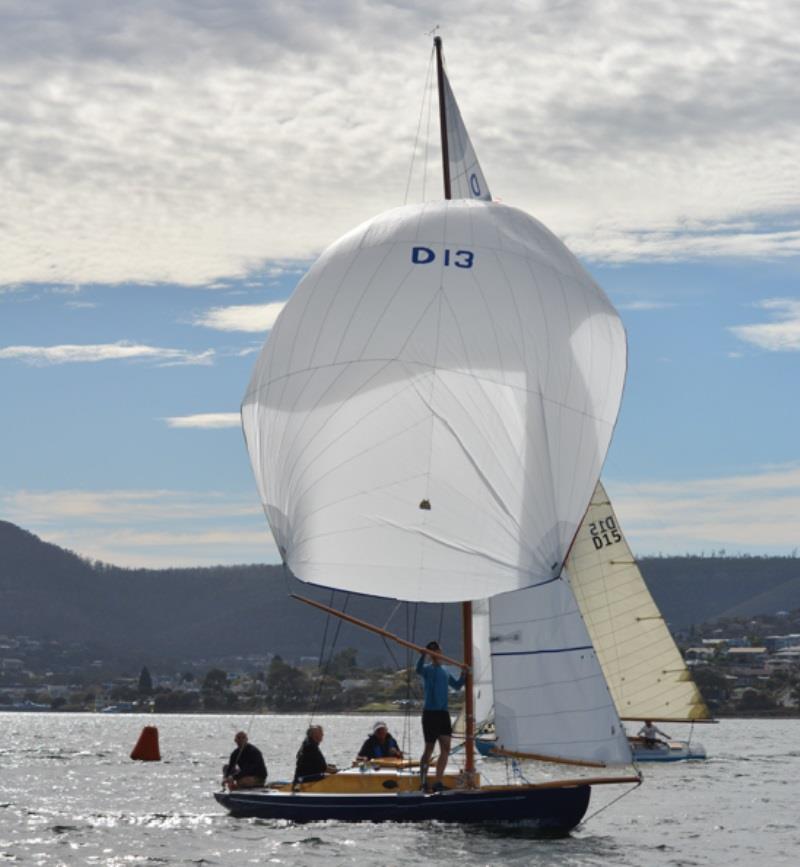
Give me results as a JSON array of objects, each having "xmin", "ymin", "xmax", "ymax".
[
  {"xmin": 476, "ymin": 480, "xmax": 712, "ymax": 763},
  {"xmin": 567, "ymin": 481, "xmax": 712, "ymax": 761},
  {"xmin": 215, "ymin": 37, "xmax": 639, "ymax": 830}
]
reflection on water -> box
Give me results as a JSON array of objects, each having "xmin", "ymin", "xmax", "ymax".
[{"xmin": 0, "ymin": 713, "xmax": 798, "ymax": 865}]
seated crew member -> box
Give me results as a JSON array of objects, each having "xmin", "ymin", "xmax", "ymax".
[
  {"xmin": 356, "ymin": 721, "xmax": 403, "ymax": 762},
  {"xmin": 294, "ymin": 724, "xmax": 337, "ymax": 785},
  {"xmin": 637, "ymin": 720, "xmax": 670, "ymax": 748},
  {"xmin": 222, "ymin": 731, "xmax": 267, "ymax": 790}
]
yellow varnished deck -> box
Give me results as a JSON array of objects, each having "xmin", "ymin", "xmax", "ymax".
[{"xmin": 277, "ymin": 761, "xmax": 477, "ymax": 794}]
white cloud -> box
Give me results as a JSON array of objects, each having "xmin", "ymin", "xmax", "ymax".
[
  {"xmin": 607, "ymin": 465, "xmax": 800, "ymax": 555},
  {"xmin": 0, "ymin": 341, "xmax": 214, "ymax": 365},
  {"xmin": 729, "ymin": 298, "xmax": 800, "ymax": 351},
  {"xmin": 163, "ymin": 412, "xmax": 240, "ymax": 429},
  {"xmin": 0, "ymin": 488, "xmax": 278, "ymax": 568},
  {"xmin": 617, "ymin": 300, "xmax": 674, "ymax": 311},
  {"xmin": 1, "ymin": 489, "xmax": 259, "ymax": 522},
  {"xmin": 194, "ymin": 301, "xmax": 286, "ymax": 332},
  {"xmin": 2, "ymin": 0, "xmax": 800, "ymax": 286}
]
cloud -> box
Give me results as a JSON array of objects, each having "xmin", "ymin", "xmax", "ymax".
[
  {"xmin": 1, "ymin": 489, "xmax": 260, "ymax": 522},
  {"xmin": 2, "ymin": 1, "xmax": 800, "ymax": 286},
  {"xmin": 607, "ymin": 465, "xmax": 800, "ymax": 554},
  {"xmin": 729, "ymin": 298, "xmax": 800, "ymax": 351},
  {"xmin": 194, "ymin": 301, "xmax": 286, "ymax": 332},
  {"xmin": 163, "ymin": 412, "xmax": 240, "ymax": 429},
  {"xmin": 0, "ymin": 341, "xmax": 214, "ymax": 365},
  {"xmin": 0, "ymin": 487, "xmax": 277, "ymax": 568},
  {"xmin": 617, "ymin": 300, "xmax": 674, "ymax": 311}
]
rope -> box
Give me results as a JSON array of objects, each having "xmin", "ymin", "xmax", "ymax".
[
  {"xmin": 403, "ymin": 46, "xmax": 435, "ymax": 205},
  {"xmin": 309, "ymin": 591, "xmax": 349, "ymax": 722},
  {"xmin": 581, "ymin": 775, "xmax": 643, "ymax": 825}
]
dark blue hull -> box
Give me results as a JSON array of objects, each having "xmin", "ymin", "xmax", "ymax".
[{"xmin": 214, "ymin": 785, "xmax": 590, "ymax": 834}]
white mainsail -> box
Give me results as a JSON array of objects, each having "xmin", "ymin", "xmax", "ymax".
[
  {"xmin": 490, "ymin": 577, "xmax": 632, "ymax": 766},
  {"xmin": 471, "ymin": 599, "xmax": 494, "ymax": 728},
  {"xmin": 566, "ymin": 481, "xmax": 711, "ymax": 721},
  {"xmin": 242, "ymin": 198, "xmax": 626, "ymax": 602},
  {"xmin": 441, "ymin": 67, "xmax": 491, "ymax": 201}
]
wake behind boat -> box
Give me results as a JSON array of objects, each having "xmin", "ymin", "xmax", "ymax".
[{"xmin": 216, "ymin": 36, "xmax": 640, "ymax": 832}]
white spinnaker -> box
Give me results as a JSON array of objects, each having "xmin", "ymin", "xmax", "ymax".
[
  {"xmin": 472, "ymin": 599, "xmax": 494, "ymax": 727},
  {"xmin": 567, "ymin": 482, "xmax": 711, "ymax": 721},
  {"xmin": 490, "ymin": 577, "xmax": 632, "ymax": 766},
  {"xmin": 442, "ymin": 69, "xmax": 491, "ymax": 201},
  {"xmin": 242, "ymin": 199, "xmax": 626, "ymax": 602}
]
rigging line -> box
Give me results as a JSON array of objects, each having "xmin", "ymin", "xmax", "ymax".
[
  {"xmin": 422, "ymin": 52, "xmax": 434, "ymax": 201},
  {"xmin": 381, "ymin": 601, "xmax": 402, "ymax": 633},
  {"xmin": 404, "ymin": 45, "xmax": 435, "ymax": 205},
  {"xmin": 310, "ymin": 592, "xmax": 350, "ymax": 720},
  {"xmin": 309, "ymin": 589, "xmax": 337, "ymax": 724},
  {"xmin": 581, "ymin": 775, "xmax": 643, "ymax": 826},
  {"xmin": 437, "ymin": 602, "xmax": 445, "ymax": 644}
]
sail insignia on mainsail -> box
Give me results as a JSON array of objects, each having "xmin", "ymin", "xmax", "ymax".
[{"xmin": 566, "ymin": 481, "xmax": 712, "ymax": 722}]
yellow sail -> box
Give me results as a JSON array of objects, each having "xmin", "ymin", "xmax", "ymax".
[{"xmin": 566, "ymin": 482, "xmax": 711, "ymax": 721}]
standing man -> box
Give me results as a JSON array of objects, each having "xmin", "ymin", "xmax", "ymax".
[
  {"xmin": 416, "ymin": 640, "xmax": 465, "ymax": 792},
  {"xmin": 222, "ymin": 731, "xmax": 267, "ymax": 790}
]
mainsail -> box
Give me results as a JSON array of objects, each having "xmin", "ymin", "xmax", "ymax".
[
  {"xmin": 567, "ymin": 481, "xmax": 711, "ymax": 721},
  {"xmin": 241, "ymin": 199, "xmax": 626, "ymax": 602},
  {"xmin": 441, "ymin": 66, "xmax": 491, "ymax": 201},
  {"xmin": 490, "ymin": 578, "xmax": 632, "ymax": 765}
]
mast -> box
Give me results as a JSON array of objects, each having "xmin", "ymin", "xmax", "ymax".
[
  {"xmin": 434, "ymin": 36, "xmax": 452, "ymax": 200},
  {"xmin": 461, "ymin": 600, "xmax": 476, "ymax": 782},
  {"xmin": 433, "ymin": 36, "xmax": 475, "ymax": 786},
  {"xmin": 435, "ymin": 33, "xmax": 475, "ymax": 783}
]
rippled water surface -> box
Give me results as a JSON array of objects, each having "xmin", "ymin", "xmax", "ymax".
[{"xmin": 0, "ymin": 713, "xmax": 797, "ymax": 865}]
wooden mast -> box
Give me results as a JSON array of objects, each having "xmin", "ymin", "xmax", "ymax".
[
  {"xmin": 434, "ymin": 36, "xmax": 452, "ymax": 200},
  {"xmin": 435, "ymin": 33, "xmax": 476, "ymax": 784}
]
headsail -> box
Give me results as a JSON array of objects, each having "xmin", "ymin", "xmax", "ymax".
[
  {"xmin": 241, "ymin": 199, "xmax": 626, "ymax": 602},
  {"xmin": 441, "ymin": 66, "xmax": 491, "ymax": 201},
  {"xmin": 490, "ymin": 577, "xmax": 632, "ymax": 766},
  {"xmin": 566, "ymin": 481, "xmax": 711, "ymax": 721}
]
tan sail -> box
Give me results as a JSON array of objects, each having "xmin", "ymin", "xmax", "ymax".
[{"xmin": 566, "ymin": 482, "xmax": 711, "ymax": 722}]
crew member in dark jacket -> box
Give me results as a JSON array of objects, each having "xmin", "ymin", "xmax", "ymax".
[
  {"xmin": 356, "ymin": 721, "xmax": 403, "ymax": 761},
  {"xmin": 222, "ymin": 731, "xmax": 267, "ymax": 790},
  {"xmin": 293, "ymin": 724, "xmax": 337, "ymax": 785}
]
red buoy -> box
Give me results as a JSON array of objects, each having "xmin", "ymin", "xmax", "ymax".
[{"xmin": 130, "ymin": 725, "xmax": 161, "ymax": 761}]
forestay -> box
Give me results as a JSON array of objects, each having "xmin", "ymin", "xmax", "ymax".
[
  {"xmin": 567, "ymin": 482, "xmax": 712, "ymax": 721},
  {"xmin": 242, "ymin": 198, "xmax": 626, "ymax": 602},
  {"xmin": 441, "ymin": 67, "xmax": 491, "ymax": 201},
  {"xmin": 490, "ymin": 577, "xmax": 632, "ymax": 766}
]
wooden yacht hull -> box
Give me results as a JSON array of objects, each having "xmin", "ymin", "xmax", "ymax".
[{"xmin": 214, "ymin": 784, "xmax": 591, "ymax": 832}]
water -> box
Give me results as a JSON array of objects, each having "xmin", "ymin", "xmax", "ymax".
[{"xmin": 0, "ymin": 713, "xmax": 797, "ymax": 865}]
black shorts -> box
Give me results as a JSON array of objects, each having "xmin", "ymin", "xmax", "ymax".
[{"xmin": 422, "ymin": 709, "xmax": 452, "ymax": 743}]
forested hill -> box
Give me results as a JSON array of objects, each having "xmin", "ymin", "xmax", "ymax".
[{"xmin": 2, "ymin": 520, "xmax": 799, "ymax": 666}]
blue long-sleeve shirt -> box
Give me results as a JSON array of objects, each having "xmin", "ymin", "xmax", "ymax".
[{"xmin": 416, "ymin": 655, "xmax": 465, "ymax": 711}]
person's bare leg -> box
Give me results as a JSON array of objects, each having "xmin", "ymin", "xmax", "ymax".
[
  {"xmin": 420, "ymin": 742, "xmax": 434, "ymax": 789},
  {"xmin": 434, "ymin": 735, "xmax": 451, "ymax": 785}
]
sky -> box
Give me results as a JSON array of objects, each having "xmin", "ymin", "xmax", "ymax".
[{"xmin": 1, "ymin": 0, "xmax": 799, "ymax": 568}]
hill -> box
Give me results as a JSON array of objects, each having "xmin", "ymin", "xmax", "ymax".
[
  {"xmin": 0, "ymin": 521, "xmax": 460, "ymax": 668},
  {"xmin": 2, "ymin": 521, "xmax": 800, "ymax": 667}
]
